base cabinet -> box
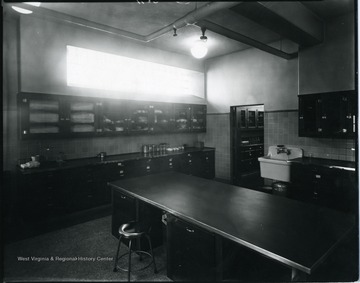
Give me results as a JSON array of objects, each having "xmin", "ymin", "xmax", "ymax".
[
  {"xmin": 167, "ymin": 216, "xmax": 216, "ymax": 281},
  {"xmin": 290, "ymin": 163, "xmax": 357, "ymax": 213},
  {"xmin": 179, "ymin": 150, "xmax": 215, "ymax": 179},
  {"xmin": 17, "ymin": 148, "xmax": 214, "ymax": 229}
]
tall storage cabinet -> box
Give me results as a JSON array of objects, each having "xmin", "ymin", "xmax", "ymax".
[{"xmin": 230, "ymin": 104, "xmax": 264, "ymax": 189}]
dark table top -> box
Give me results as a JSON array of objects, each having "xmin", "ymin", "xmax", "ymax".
[{"xmin": 109, "ymin": 172, "xmax": 355, "ymax": 275}]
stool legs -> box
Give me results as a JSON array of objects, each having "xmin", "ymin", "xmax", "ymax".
[
  {"xmin": 113, "ymin": 227, "xmax": 157, "ymax": 281},
  {"xmin": 146, "ymin": 234, "xmax": 158, "ymax": 274},
  {"xmin": 128, "ymin": 239, "xmax": 133, "ymax": 282},
  {"xmin": 113, "ymin": 235, "xmax": 122, "ymax": 272}
]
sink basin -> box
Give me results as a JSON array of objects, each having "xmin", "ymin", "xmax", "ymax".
[{"xmin": 258, "ymin": 146, "xmax": 303, "ymax": 182}]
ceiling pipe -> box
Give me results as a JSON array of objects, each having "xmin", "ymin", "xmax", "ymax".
[
  {"xmin": 7, "ymin": 2, "xmax": 240, "ymax": 43},
  {"xmin": 198, "ymin": 19, "xmax": 298, "ymax": 60},
  {"xmin": 144, "ymin": 2, "xmax": 241, "ymax": 42}
]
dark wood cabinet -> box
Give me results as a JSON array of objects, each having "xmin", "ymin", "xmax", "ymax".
[
  {"xmin": 18, "ymin": 169, "xmax": 71, "ymax": 221},
  {"xmin": 18, "ymin": 92, "xmax": 207, "ymax": 139},
  {"xmin": 298, "ymin": 90, "xmax": 357, "ymax": 138},
  {"xmin": 290, "ymin": 162, "xmax": 357, "ymax": 213},
  {"xmin": 231, "ymin": 104, "xmax": 264, "ymax": 189},
  {"xmin": 235, "ymin": 104, "xmax": 264, "ymax": 130},
  {"xmin": 18, "ymin": 165, "xmax": 110, "ymax": 222},
  {"xmin": 167, "ymin": 215, "xmax": 216, "ymax": 281},
  {"xmin": 178, "ymin": 150, "xmax": 215, "ymax": 179},
  {"xmin": 18, "ymin": 148, "xmax": 214, "ymax": 232},
  {"xmin": 18, "ymin": 93, "xmax": 102, "ymax": 139}
]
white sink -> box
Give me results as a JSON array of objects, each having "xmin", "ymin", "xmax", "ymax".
[{"xmin": 258, "ymin": 146, "xmax": 303, "ymax": 182}]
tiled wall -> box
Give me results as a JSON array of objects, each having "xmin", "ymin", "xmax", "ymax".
[
  {"xmin": 205, "ymin": 111, "xmax": 356, "ymax": 182},
  {"xmin": 204, "ymin": 114, "xmax": 231, "ymax": 181},
  {"xmin": 14, "ymin": 133, "xmax": 203, "ymax": 165},
  {"xmin": 265, "ymin": 111, "xmax": 356, "ymax": 161}
]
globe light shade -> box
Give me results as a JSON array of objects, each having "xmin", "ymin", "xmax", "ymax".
[
  {"xmin": 24, "ymin": 2, "xmax": 41, "ymax": 7},
  {"xmin": 11, "ymin": 6, "xmax": 33, "ymax": 14},
  {"xmin": 191, "ymin": 40, "xmax": 208, "ymax": 59}
]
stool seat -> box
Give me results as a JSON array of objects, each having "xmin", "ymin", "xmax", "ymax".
[
  {"xmin": 113, "ymin": 221, "xmax": 158, "ymax": 281},
  {"xmin": 119, "ymin": 223, "xmax": 145, "ymax": 239}
]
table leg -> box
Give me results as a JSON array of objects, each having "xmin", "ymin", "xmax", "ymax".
[{"xmin": 291, "ymin": 268, "xmax": 307, "ymax": 281}]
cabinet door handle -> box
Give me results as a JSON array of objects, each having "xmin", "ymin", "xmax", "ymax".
[
  {"xmin": 186, "ymin": 228, "xmax": 195, "ymax": 233},
  {"xmin": 315, "ymin": 174, "xmax": 321, "ymax": 179}
]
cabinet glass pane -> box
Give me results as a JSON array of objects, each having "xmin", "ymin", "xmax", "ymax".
[
  {"xmin": 248, "ymin": 110, "xmax": 256, "ymax": 128},
  {"xmin": 150, "ymin": 103, "xmax": 172, "ymax": 132},
  {"xmin": 129, "ymin": 103, "xmax": 149, "ymax": 132},
  {"xmin": 69, "ymin": 101, "xmax": 96, "ymax": 133},
  {"xmin": 101, "ymin": 102, "xmax": 128, "ymax": 133},
  {"xmin": 257, "ymin": 111, "xmax": 264, "ymax": 128},
  {"xmin": 191, "ymin": 105, "xmax": 206, "ymax": 131},
  {"xmin": 174, "ymin": 105, "xmax": 190, "ymax": 131},
  {"xmin": 29, "ymin": 99, "xmax": 60, "ymax": 133}
]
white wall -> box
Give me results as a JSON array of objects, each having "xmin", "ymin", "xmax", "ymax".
[
  {"xmin": 19, "ymin": 14, "xmax": 206, "ymax": 104},
  {"xmin": 205, "ymin": 47, "xmax": 298, "ymax": 113}
]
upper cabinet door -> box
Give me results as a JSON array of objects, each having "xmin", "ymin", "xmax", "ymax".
[
  {"xmin": 299, "ymin": 95, "xmax": 317, "ymax": 137},
  {"xmin": 127, "ymin": 101, "xmax": 150, "ymax": 134},
  {"xmin": 338, "ymin": 93, "xmax": 357, "ymax": 137},
  {"xmin": 148, "ymin": 103, "xmax": 173, "ymax": 133},
  {"xmin": 190, "ymin": 105, "xmax": 207, "ymax": 132},
  {"xmin": 298, "ymin": 91, "xmax": 357, "ymax": 138},
  {"xmin": 19, "ymin": 93, "xmax": 63, "ymax": 139},
  {"xmin": 99, "ymin": 100, "xmax": 129, "ymax": 134},
  {"xmin": 67, "ymin": 98, "xmax": 99, "ymax": 135},
  {"xmin": 174, "ymin": 104, "xmax": 191, "ymax": 132},
  {"xmin": 234, "ymin": 105, "xmax": 264, "ymax": 130}
]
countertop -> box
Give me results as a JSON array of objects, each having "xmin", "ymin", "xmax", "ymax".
[
  {"xmin": 290, "ymin": 157, "xmax": 356, "ymax": 171},
  {"xmin": 109, "ymin": 172, "xmax": 355, "ymax": 275},
  {"xmin": 18, "ymin": 147, "xmax": 215, "ymax": 174}
]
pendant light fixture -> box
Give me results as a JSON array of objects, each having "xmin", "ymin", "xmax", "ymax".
[
  {"xmin": 191, "ymin": 27, "xmax": 208, "ymax": 59},
  {"xmin": 11, "ymin": 2, "xmax": 41, "ymax": 14}
]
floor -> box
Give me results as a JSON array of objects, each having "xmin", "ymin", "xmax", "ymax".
[
  {"xmin": 3, "ymin": 214, "xmax": 358, "ymax": 282},
  {"xmin": 3, "ymin": 216, "xmax": 171, "ymax": 282}
]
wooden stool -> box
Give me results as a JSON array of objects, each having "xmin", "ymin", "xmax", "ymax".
[{"xmin": 113, "ymin": 222, "xmax": 158, "ymax": 281}]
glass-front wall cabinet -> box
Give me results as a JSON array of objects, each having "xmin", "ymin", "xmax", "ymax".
[
  {"xmin": 191, "ymin": 105, "xmax": 206, "ymax": 131},
  {"xmin": 98, "ymin": 100, "xmax": 128, "ymax": 134},
  {"xmin": 149, "ymin": 103, "xmax": 173, "ymax": 133},
  {"xmin": 18, "ymin": 93, "xmax": 207, "ymax": 139},
  {"xmin": 174, "ymin": 104, "xmax": 191, "ymax": 131},
  {"xmin": 68, "ymin": 99, "xmax": 98, "ymax": 134}
]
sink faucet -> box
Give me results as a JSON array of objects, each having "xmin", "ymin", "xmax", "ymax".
[{"xmin": 277, "ymin": 147, "xmax": 291, "ymax": 155}]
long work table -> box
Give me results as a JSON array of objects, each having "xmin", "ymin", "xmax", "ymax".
[{"xmin": 108, "ymin": 172, "xmax": 356, "ymax": 281}]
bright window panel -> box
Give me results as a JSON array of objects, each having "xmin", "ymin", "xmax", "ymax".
[{"xmin": 67, "ymin": 45, "xmax": 204, "ymax": 98}]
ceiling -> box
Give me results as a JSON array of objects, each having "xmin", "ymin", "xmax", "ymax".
[{"xmin": 6, "ymin": 1, "xmax": 355, "ymax": 60}]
